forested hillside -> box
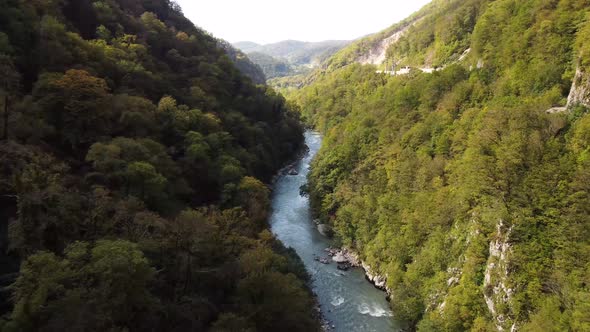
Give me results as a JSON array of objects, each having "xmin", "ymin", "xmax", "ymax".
[
  {"xmin": 0, "ymin": 0, "xmax": 320, "ymax": 331},
  {"xmin": 245, "ymin": 52, "xmax": 294, "ymax": 79},
  {"xmin": 323, "ymin": 0, "xmax": 480, "ymax": 72},
  {"xmin": 292, "ymin": 0, "xmax": 590, "ymax": 330},
  {"xmin": 218, "ymin": 40, "xmax": 266, "ymax": 84}
]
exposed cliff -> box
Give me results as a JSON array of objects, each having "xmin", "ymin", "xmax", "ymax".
[
  {"xmin": 356, "ymin": 20, "xmax": 418, "ymax": 66},
  {"xmin": 568, "ymin": 67, "xmax": 590, "ymax": 108},
  {"xmin": 484, "ymin": 220, "xmax": 516, "ymax": 331}
]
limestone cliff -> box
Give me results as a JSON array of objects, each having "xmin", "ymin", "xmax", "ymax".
[{"xmin": 567, "ymin": 67, "xmax": 590, "ymax": 108}]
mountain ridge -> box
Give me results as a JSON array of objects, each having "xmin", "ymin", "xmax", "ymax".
[{"xmin": 232, "ymin": 39, "xmax": 351, "ymax": 80}]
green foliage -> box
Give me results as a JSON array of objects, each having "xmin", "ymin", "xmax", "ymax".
[
  {"xmin": 235, "ymin": 247, "xmax": 319, "ymax": 332},
  {"xmin": 0, "ymin": 0, "xmax": 318, "ymax": 330},
  {"xmin": 218, "ymin": 40, "xmax": 266, "ymax": 84},
  {"xmin": 291, "ymin": 0, "xmax": 590, "ymax": 330},
  {"xmin": 86, "ymin": 137, "xmax": 182, "ymax": 205},
  {"xmin": 8, "ymin": 240, "xmax": 158, "ymax": 331},
  {"xmin": 235, "ymin": 176, "xmax": 271, "ymax": 225},
  {"xmin": 35, "ymin": 69, "xmax": 111, "ymax": 150},
  {"xmin": 247, "ymin": 52, "xmax": 296, "ymax": 79},
  {"xmin": 386, "ymin": 0, "xmax": 488, "ymax": 68}
]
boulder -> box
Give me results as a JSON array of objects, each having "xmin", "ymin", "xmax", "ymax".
[
  {"xmin": 337, "ymin": 263, "xmax": 352, "ymax": 271},
  {"xmin": 332, "ymin": 252, "xmax": 348, "ymax": 263},
  {"xmin": 317, "ymin": 224, "xmax": 333, "ymax": 237}
]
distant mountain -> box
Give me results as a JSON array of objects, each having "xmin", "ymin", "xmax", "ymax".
[
  {"xmin": 232, "ymin": 40, "xmax": 350, "ymax": 80},
  {"xmin": 233, "ymin": 41, "xmax": 261, "ymax": 53},
  {"xmin": 235, "ymin": 40, "xmax": 350, "ymax": 66}
]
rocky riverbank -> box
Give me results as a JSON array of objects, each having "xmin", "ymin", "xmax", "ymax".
[{"xmin": 324, "ymin": 247, "xmax": 391, "ymax": 294}]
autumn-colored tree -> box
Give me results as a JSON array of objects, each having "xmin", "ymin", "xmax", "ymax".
[{"xmin": 34, "ymin": 69, "xmax": 111, "ymax": 150}]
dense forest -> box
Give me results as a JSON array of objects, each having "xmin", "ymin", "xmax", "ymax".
[
  {"xmin": 217, "ymin": 40, "xmax": 267, "ymax": 84},
  {"xmin": 0, "ymin": 0, "xmax": 321, "ymax": 331},
  {"xmin": 244, "ymin": 52, "xmax": 295, "ymax": 80},
  {"xmin": 291, "ymin": 0, "xmax": 590, "ymax": 330}
]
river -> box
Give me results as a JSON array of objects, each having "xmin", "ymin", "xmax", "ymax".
[{"xmin": 269, "ymin": 131, "xmax": 402, "ymax": 332}]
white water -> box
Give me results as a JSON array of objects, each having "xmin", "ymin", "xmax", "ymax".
[
  {"xmin": 358, "ymin": 302, "xmax": 394, "ymax": 318},
  {"xmin": 332, "ymin": 296, "xmax": 345, "ymax": 307}
]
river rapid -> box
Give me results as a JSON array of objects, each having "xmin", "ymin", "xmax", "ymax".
[{"xmin": 269, "ymin": 131, "xmax": 402, "ymax": 332}]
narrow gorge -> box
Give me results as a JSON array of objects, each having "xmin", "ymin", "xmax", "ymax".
[{"xmin": 269, "ymin": 132, "xmax": 400, "ymax": 332}]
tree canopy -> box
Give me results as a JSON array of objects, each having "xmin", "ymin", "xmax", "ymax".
[
  {"xmin": 290, "ymin": 0, "xmax": 590, "ymax": 330},
  {"xmin": 0, "ymin": 0, "xmax": 318, "ymax": 330}
]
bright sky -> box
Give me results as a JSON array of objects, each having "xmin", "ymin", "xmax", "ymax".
[{"xmin": 175, "ymin": 0, "xmax": 432, "ymax": 44}]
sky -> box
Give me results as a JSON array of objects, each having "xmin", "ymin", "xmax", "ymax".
[{"xmin": 174, "ymin": 0, "xmax": 432, "ymax": 44}]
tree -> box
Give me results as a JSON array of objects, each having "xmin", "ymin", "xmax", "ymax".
[
  {"xmin": 0, "ymin": 0, "xmax": 311, "ymax": 329},
  {"xmin": 9, "ymin": 240, "xmax": 158, "ymax": 331},
  {"xmin": 35, "ymin": 69, "xmax": 111, "ymax": 150},
  {"xmin": 236, "ymin": 270, "xmax": 318, "ymax": 332},
  {"xmin": 163, "ymin": 209, "xmax": 219, "ymax": 297},
  {"xmin": 211, "ymin": 313, "xmax": 254, "ymax": 332},
  {"xmin": 6, "ymin": 148, "xmax": 81, "ymax": 255},
  {"xmin": 236, "ymin": 176, "xmax": 270, "ymax": 226},
  {"xmin": 86, "ymin": 137, "xmax": 180, "ymax": 202},
  {"xmin": 0, "ymin": 55, "xmax": 20, "ymax": 140},
  {"xmin": 112, "ymin": 94, "xmax": 157, "ymax": 137},
  {"xmin": 126, "ymin": 161, "xmax": 167, "ymax": 200}
]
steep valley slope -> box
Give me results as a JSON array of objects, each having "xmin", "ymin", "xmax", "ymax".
[
  {"xmin": 291, "ymin": 0, "xmax": 590, "ymax": 330},
  {"xmin": 0, "ymin": 0, "xmax": 320, "ymax": 331}
]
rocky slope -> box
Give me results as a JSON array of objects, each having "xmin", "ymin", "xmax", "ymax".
[{"xmin": 568, "ymin": 67, "xmax": 590, "ymax": 108}]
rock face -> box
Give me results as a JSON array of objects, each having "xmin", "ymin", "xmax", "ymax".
[
  {"xmin": 357, "ymin": 27, "xmax": 410, "ymax": 65},
  {"xmin": 567, "ymin": 67, "xmax": 590, "ymax": 108},
  {"xmin": 325, "ymin": 248, "xmax": 360, "ymax": 265},
  {"xmin": 356, "ymin": 17, "xmax": 424, "ymax": 66},
  {"xmin": 332, "ymin": 252, "xmax": 348, "ymax": 263},
  {"xmin": 361, "ymin": 262, "xmax": 389, "ymax": 292},
  {"xmin": 325, "ymin": 247, "xmax": 390, "ymax": 293},
  {"xmin": 483, "ymin": 220, "xmax": 516, "ymax": 332}
]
